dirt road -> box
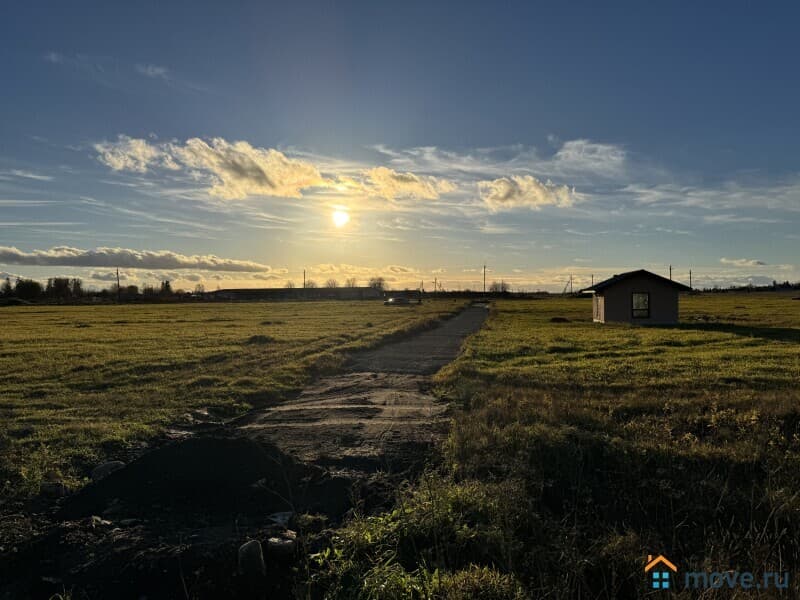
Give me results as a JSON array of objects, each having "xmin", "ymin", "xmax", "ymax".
[{"xmin": 235, "ymin": 304, "xmax": 488, "ymax": 471}]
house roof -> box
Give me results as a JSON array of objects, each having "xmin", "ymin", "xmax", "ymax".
[
  {"xmin": 645, "ymin": 555, "xmax": 678, "ymax": 573},
  {"xmin": 581, "ymin": 269, "xmax": 692, "ymax": 293}
]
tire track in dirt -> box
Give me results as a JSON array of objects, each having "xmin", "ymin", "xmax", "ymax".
[{"xmin": 234, "ymin": 304, "xmax": 489, "ymax": 472}]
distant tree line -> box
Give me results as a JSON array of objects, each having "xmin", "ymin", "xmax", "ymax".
[
  {"xmin": 283, "ymin": 277, "xmax": 386, "ymax": 291},
  {"xmin": 0, "ymin": 277, "xmax": 188, "ymax": 303},
  {"xmin": 1, "ymin": 277, "xmax": 86, "ymax": 301},
  {"xmin": 702, "ymin": 280, "xmax": 800, "ymax": 293}
]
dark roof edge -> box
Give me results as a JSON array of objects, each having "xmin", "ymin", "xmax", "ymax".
[{"xmin": 580, "ymin": 269, "xmax": 692, "ymax": 293}]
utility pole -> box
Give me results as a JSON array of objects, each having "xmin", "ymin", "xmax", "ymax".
[
  {"xmin": 116, "ymin": 267, "xmax": 121, "ymax": 303},
  {"xmin": 303, "ymin": 269, "xmax": 306, "ymax": 289},
  {"xmin": 689, "ymin": 269, "xmax": 692, "ymax": 289},
  {"xmin": 483, "ymin": 264, "xmax": 486, "ymax": 295},
  {"xmin": 433, "ymin": 278, "xmax": 437, "ymax": 297},
  {"xmin": 591, "ymin": 274, "xmax": 594, "ymax": 287},
  {"xmin": 669, "ymin": 264, "xmax": 673, "ymax": 280}
]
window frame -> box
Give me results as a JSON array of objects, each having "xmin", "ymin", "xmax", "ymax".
[{"xmin": 631, "ymin": 291, "xmax": 650, "ymax": 319}]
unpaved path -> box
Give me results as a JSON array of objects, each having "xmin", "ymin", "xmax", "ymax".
[{"xmin": 235, "ymin": 305, "xmax": 488, "ymax": 471}]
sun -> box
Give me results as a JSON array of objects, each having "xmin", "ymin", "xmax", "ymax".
[{"xmin": 332, "ymin": 210, "xmax": 350, "ymax": 228}]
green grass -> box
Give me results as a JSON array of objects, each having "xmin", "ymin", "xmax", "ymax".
[
  {"xmin": 318, "ymin": 293, "xmax": 800, "ymax": 598},
  {"xmin": 0, "ymin": 300, "xmax": 463, "ymax": 496}
]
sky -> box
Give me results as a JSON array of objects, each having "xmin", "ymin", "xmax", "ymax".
[{"xmin": 1, "ymin": 0, "xmax": 798, "ymax": 292}]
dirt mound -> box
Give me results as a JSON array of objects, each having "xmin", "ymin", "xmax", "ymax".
[
  {"xmin": 4, "ymin": 437, "xmax": 353, "ymax": 600},
  {"xmin": 58, "ymin": 436, "xmax": 350, "ymax": 521}
]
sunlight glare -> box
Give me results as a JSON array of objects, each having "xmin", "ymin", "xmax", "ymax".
[{"xmin": 332, "ymin": 210, "xmax": 350, "ymax": 228}]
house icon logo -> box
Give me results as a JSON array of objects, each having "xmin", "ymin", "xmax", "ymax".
[{"xmin": 645, "ymin": 554, "xmax": 678, "ymax": 590}]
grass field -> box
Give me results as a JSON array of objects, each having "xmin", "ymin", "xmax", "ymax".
[
  {"xmin": 317, "ymin": 293, "xmax": 800, "ymax": 598},
  {"xmin": 3, "ymin": 293, "xmax": 799, "ymax": 597},
  {"xmin": 0, "ymin": 300, "xmax": 464, "ymax": 497}
]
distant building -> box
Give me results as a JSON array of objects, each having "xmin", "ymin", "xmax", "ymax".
[
  {"xmin": 209, "ymin": 286, "xmax": 383, "ymax": 302},
  {"xmin": 583, "ymin": 269, "xmax": 691, "ymax": 324}
]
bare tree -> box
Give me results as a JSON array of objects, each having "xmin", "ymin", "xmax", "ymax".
[
  {"xmin": 305, "ymin": 279, "xmax": 318, "ymax": 289},
  {"xmin": 489, "ymin": 280, "xmax": 510, "ymax": 293},
  {"xmin": 325, "ymin": 278, "xmax": 339, "ymax": 288},
  {"xmin": 368, "ymin": 276, "xmax": 386, "ymax": 291},
  {"xmin": 194, "ymin": 283, "xmax": 205, "ymax": 294},
  {"xmin": 344, "ymin": 277, "xmax": 358, "ymax": 288},
  {"xmin": 70, "ymin": 278, "xmax": 84, "ymax": 298},
  {"xmin": 284, "ymin": 280, "xmax": 296, "ymax": 289}
]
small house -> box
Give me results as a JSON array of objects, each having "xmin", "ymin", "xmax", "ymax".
[{"xmin": 583, "ymin": 269, "xmax": 691, "ymax": 325}]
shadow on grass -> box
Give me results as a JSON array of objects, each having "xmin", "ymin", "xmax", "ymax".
[{"xmin": 671, "ymin": 322, "xmax": 800, "ymax": 343}]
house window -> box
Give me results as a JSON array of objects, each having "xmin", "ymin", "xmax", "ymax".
[
  {"xmin": 652, "ymin": 571, "xmax": 671, "ymax": 589},
  {"xmin": 632, "ymin": 292, "xmax": 650, "ymax": 318}
]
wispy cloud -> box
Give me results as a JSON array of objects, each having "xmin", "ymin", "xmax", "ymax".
[
  {"xmin": 0, "ymin": 199, "xmax": 58, "ymax": 206},
  {"xmin": 0, "ymin": 169, "xmax": 53, "ymax": 181},
  {"xmin": 371, "ymin": 139, "xmax": 631, "ymax": 184},
  {"xmin": 0, "ymin": 222, "xmax": 84, "ymax": 227},
  {"xmin": 135, "ymin": 63, "xmax": 170, "ymax": 80},
  {"xmin": 43, "ymin": 52, "xmax": 203, "ymax": 94},
  {"xmin": 720, "ymin": 257, "xmax": 767, "ymax": 267},
  {"xmin": 703, "ymin": 214, "xmax": 780, "ymax": 224},
  {"xmin": 43, "ymin": 51, "xmax": 63, "ymax": 64}
]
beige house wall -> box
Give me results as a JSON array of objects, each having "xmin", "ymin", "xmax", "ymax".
[
  {"xmin": 593, "ymin": 294, "xmax": 604, "ymax": 322},
  {"xmin": 594, "ymin": 274, "xmax": 680, "ymax": 324}
]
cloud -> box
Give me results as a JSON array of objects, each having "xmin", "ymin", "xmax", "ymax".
[
  {"xmin": 94, "ymin": 135, "xmax": 459, "ymax": 203},
  {"xmin": 720, "ymin": 257, "xmax": 767, "ymax": 268},
  {"xmin": 135, "ymin": 64, "xmax": 170, "ymax": 80},
  {"xmin": 478, "ymin": 175, "xmax": 575, "ymax": 211},
  {"xmin": 304, "ymin": 263, "xmax": 421, "ymax": 285},
  {"xmin": 385, "ymin": 265, "xmax": 417, "ymax": 275},
  {"xmin": 704, "ymin": 214, "xmax": 780, "ymax": 224},
  {"xmin": 624, "ymin": 180, "xmax": 800, "ymax": 213},
  {"xmin": 43, "ymin": 51, "xmax": 63, "ymax": 64},
  {"xmin": 552, "ymin": 139, "xmax": 627, "ymax": 178},
  {"xmin": 360, "ymin": 167, "xmax": 456, "ymax": 200},
  {"xmin": 172, "ymin": 138, "xmax": 326, "ymax": 199},
  {"xmin": 3, "ymin": 169, "xmax": 54, "ymax": 181},
  {"xmin": 94, "ymin": 135, "xmax": 178, "ymax": 173},
  {"xmin": 94, "ymin": 136, "xmax": 326, "ymax": 199},
  {"xmin": 0, "ymin": 246, "xmax": 273, "ymax": 272},
  {"xmin": 90, "ymin": 270, "xmax": 127, "ymax": 282},
  {"xmin": 371, "ymin": 139, "xmax": 630, "ymax": 184}
]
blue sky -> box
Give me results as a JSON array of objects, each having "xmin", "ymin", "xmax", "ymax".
[{"xmin": 1, "ymin": 1, "xmax": 798, "ymax": 291}]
